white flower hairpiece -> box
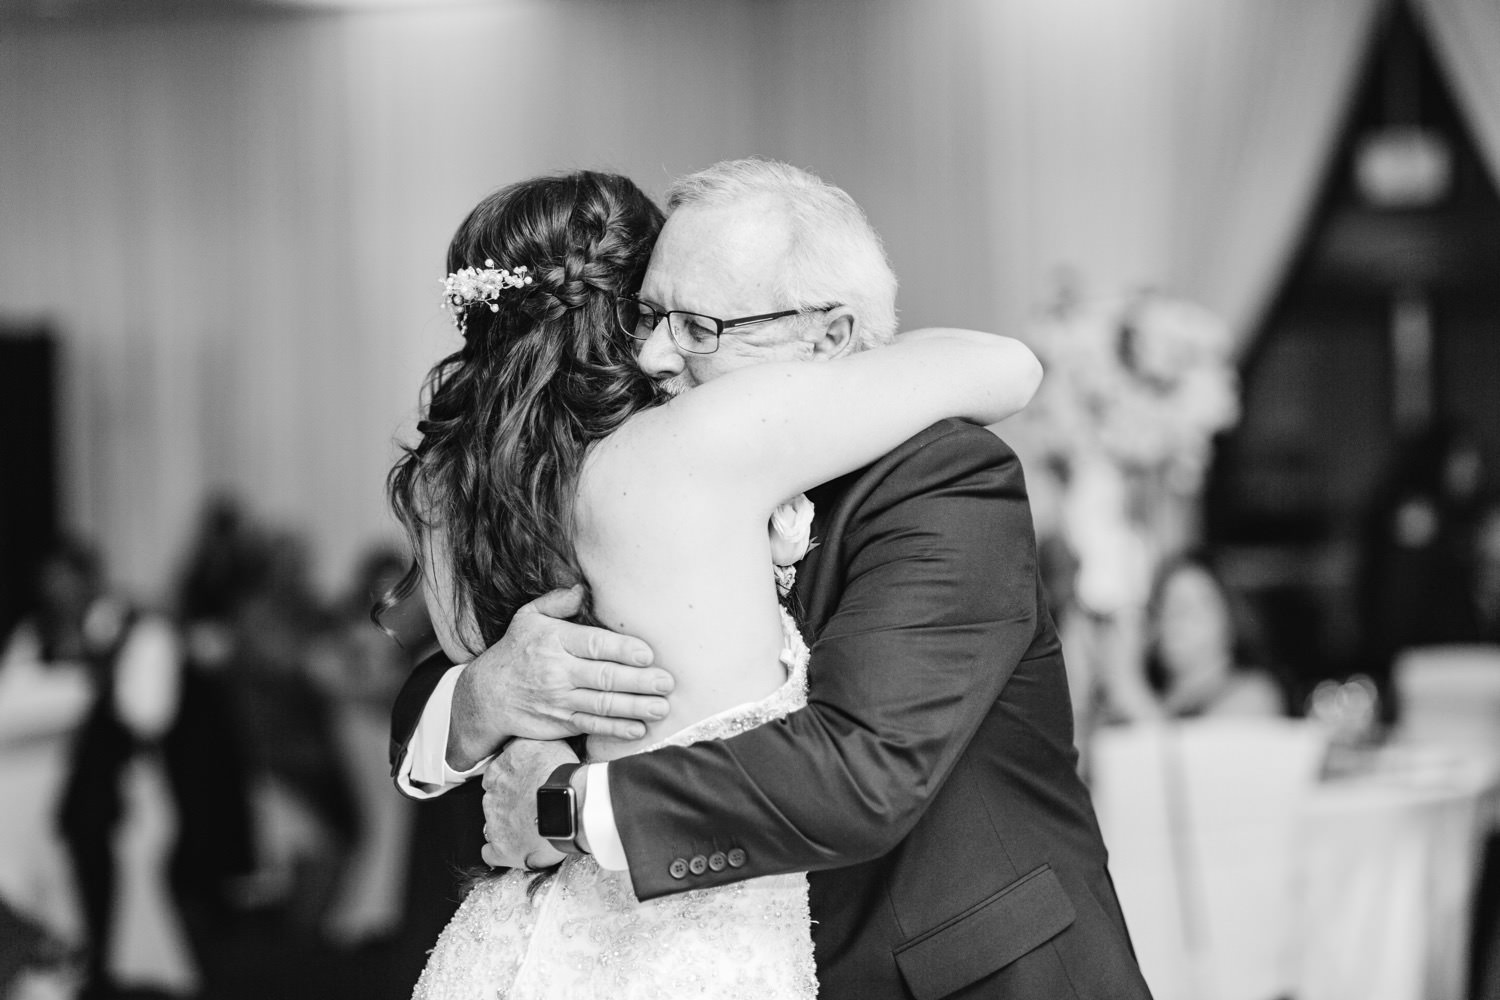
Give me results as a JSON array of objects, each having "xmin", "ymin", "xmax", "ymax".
[{"xmin": 440, "ymin": 259, "xmax": 534, "ymax": 330}]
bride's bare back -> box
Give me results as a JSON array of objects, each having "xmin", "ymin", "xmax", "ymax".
[
  {"xmin": 573, "ymin": 331, "xmax": 1041, "ymax": 762},
  {"xmin": 575, "ymin": 440, "xmax": 791, "ymax": 761}
]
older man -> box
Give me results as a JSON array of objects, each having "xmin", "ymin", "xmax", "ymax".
[{"xmin": 390, "ymin": 159, "xmax": 1149, "ymax": 1000}]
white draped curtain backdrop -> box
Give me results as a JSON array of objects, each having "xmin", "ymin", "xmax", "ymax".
[{"xmin": 0, "ymin": 0, "xmax": 1488, "ymax": 598}]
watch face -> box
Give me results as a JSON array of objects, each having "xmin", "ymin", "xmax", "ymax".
[{"xmin": 536, "ymin": 787, "xmax": 575, "ymax": 840}]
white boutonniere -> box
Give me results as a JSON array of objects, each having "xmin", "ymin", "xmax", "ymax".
[{"xmin": 769, "ymin": 493, "xmax": 817, "ymax": 598}]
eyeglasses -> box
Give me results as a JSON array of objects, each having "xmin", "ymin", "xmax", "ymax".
[{"xmin": 614, "ymin": 294, "xmax": 836, "ymax": 356}]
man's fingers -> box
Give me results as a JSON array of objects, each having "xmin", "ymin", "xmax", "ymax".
[
  {"xmin": 526, "ymin": 585, "xmax": 585, "ymax": 621},
  {"xmin": 560, "ymin": 624, "xmax": 656, "ymax": 671},
  {"xmin": 480, "ymin": 843, "xmax": 569, "ymax": 871},
  {"xmin": 568, "ymin": 712, "xmax": 648, "ymax": 741},
  {"xmin": 575, "ymin": 689, "xmax": 668, "ymax": 724},
  {"xmin": 567, "ymin": 658, "xmax": 673, "ymax": 700}
]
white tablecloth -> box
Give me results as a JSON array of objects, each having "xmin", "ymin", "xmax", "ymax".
[
  {"xmin": 1294, "ymin": 747, "xmax": 1498, "ymax": 1000},
  {"xmin": 1092, "ymin": 723, "xmax": 1499, "ymax": 1000}
]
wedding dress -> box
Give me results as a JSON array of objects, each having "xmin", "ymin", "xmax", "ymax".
[{"xmin": 412, "ymin": 604, "xmax": 817, "ymax": 1000}]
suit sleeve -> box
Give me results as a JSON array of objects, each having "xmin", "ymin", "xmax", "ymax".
[
  {"xmin": 389, "ymin": 649, "xmax": 453, "ymax": 780},
  {"xmin": 610, "ymin": 426, "xmax": 1042, "ymax": 900}
]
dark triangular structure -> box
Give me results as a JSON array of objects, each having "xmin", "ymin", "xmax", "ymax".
[{"xmin": 1205, "ymin": 0, "xmax": 1500, "ymax": 700}]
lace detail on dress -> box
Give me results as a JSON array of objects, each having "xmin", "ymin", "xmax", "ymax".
[
  {"xmin": 413, "ymin": 607, "xmax": 816, "ymax": 1000},
  {"xmin": 645, "ymin": 607, "xmax": 808, "ymax": 753}
]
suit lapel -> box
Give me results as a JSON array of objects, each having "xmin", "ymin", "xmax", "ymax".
[
  {"xmin": 788, "ymin": 420, "xmax": 959, "ymax": 643},
  {"xmin": 788, "ymin": 481, "xmax": 841, "ymax": 640}
]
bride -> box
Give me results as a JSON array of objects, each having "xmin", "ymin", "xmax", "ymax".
[{"xmin": 387, "ymin": 169, "xmax": 1042, "ymax": 998}]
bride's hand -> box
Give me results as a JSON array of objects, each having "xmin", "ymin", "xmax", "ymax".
[
  {"xmin": 480, "ymin": 738, "xmax": 577, "ymax": 870},
  {"xmin": 447, "ymin": 586, "xmax": 674, "ymax": 770}
]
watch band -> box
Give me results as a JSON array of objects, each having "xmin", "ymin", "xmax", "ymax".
[{"xmin": 536, "ymin": 762, "xmax": 585, "ymax": 855}]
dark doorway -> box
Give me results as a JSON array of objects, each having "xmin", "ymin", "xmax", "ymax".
[
  {"xmin": 1205, "ymin": 0, "xmax": 1500, "ymax": 713},
  {"xmin": 0, "ymin": 325, "xmax": 59, "ymax": 639}
]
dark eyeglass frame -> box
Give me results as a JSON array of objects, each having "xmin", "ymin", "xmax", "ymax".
[{"xmin": 614, "ymin": 294, "xmax": 837, "ymax": 356}]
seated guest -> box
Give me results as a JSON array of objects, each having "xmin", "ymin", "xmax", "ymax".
[{"xmin": 1144, "ymin": 554, "xmax": 1286, "ymax": 719}]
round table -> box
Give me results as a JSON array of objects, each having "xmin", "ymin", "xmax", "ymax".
[
  {"xmin": 1090, "ymin": 722, "xmax": 1500, "ymax": 1000},
  {"xmin": 1294, "ymin": 747, "xmax": 1499, "ymax": 1000}
]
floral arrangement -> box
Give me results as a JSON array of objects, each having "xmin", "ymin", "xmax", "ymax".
[
  {"xmin": 769, "ymin": 493, "xmax": 816, "ymax": 599},
  {"xmin": 1016, "ymin": 289, "xmax": 1240, "ymax": 496}
]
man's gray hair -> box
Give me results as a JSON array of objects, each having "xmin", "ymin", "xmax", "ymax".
[{"xmin": 666, "ymin": 158, "xmax": 898, "ymax": 351}]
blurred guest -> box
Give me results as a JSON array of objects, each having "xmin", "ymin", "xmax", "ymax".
[
  {"xmin": 1471, "ymin": 501, "xmax": 1500, "ymax": 642},
  {"xmin": 1417, "ymin": 495, "xmax": 1500, "ymax": 647},
  {"xmin": 310, "ymin": 545, "xmax": 410, "ymax": 701},
  {"xmin": 1040, "ymin": 532, "xmax": 1109, "ymax": 749},
  {"xmin": 0, "ymin": 544, "xmax": 94, "ymax": 1000},
  {"xmin": 1357, "ymin": 422, "xmax": 1489, "ymax": 718},
  {"xmin": 1142, "ymin": 554, "xmax": 1286, "ymax": 719},
  {"xmin": 24, "ymin": 538, "xmax": 198, "ymax": 999},
  {"xmin": 175, "ymin": 493, "xmax": 265, "ymax": 667},
  {"xmin": 162, "ymin": 497, "xmax": 258, "ymax": 947},
  {"xmin": 310, "ymin": 545, "xmax": 416, "ymax": 948},
  {"xmin": 227, "ymin": 529, "xmax": 356, "ymax": 924},
  {"xmin": 0, "ymin": 894, "xmax": 78, "ymax": 1000},
  {"xmin": 1457, "ymin": 501, "xmax": 1500, "ymax": 1000},
  {"xmin": 1040, "ymin": 531, "xmax": 1170, "ymax": 758}
]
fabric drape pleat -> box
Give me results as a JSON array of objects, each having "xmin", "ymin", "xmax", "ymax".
[
  {"xmin": 1162, "ymin": 0, "xmax": 1385, "ymax": 347},
  {"xmin": 0, "ymin": 0, "xmax": 1406, "ymax": 595},
  {"xmin": 1411, "ymin": 0, "xmax": 1500, "ymax": 191},
  {"xmin": 0, "ymin": 3, "xmax": 768, "ymax": 596}
]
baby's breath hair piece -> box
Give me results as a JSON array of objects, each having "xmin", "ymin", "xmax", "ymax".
[{"xmin": 441, "ymin": 259, "xmax": 534, "ymax": 332}]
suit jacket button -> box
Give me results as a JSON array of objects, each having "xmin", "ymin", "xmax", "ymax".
[
  {"xmin": 669, "ymin": 858, "xmax": 689, "ymax": 879},
  {"xmin": 708, "ymin": 852, "xmax": 727, "ymax": 872},
  {"xmin": 727, "ymin": 848, "xmax": 747, "ymax": 868},
  {"xmin": 689, "ymin": 854, "xmax": 708, "ymax": 875}
]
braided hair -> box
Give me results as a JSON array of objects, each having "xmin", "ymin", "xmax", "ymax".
[{"xmin": 381, "ymin": 172, "xmax": 665, "ymax": 654}]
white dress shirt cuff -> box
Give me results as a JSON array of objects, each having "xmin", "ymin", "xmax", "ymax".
[
  {"xmin": 582, "ymin": 762, "xmax": 628, "ymax": 870},
  {"xmin": 395, "ymin": 664, "xmax": 494, "ymax": 798}
]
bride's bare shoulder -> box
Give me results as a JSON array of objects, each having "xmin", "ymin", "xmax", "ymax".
[
  {"xmin": 575, "ymin": 408, "xmax": 718, "ymax": 538},
  {"xmin": 583, "ymin": 402, "xmax": 714, "ymax": 493}
]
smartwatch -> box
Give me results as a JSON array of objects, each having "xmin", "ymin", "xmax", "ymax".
[{"xmin": 535, "ymin": 762, "xmax": 585, "ymax": 855}]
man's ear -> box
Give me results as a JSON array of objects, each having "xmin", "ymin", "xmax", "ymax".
[{"xmin": 809, "ymin": 308, "xmax": 857, "ymax": 360}]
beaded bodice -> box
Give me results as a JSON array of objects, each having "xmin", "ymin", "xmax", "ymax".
[
  {"xmin": 412, "ymin": 607, "xmax": 816, "ymax": 1000},
  {"xmin": 645, "ymin": 604, "xmax": 809, "ymax": 752}
]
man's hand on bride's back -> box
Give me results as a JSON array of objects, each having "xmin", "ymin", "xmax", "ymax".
[{"xmin": 446, "ymin": 584, "xmax": 672, "ymax": 770}]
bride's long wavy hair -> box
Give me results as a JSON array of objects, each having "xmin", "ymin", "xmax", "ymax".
[{"xmin": 378, "ymin": 172, "xmax": 665, "ymax": 653}]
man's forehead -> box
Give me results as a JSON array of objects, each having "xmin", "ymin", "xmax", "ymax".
[{"xmin": 643, "ymin": 198, "xmax": 790, "ymax": 310}]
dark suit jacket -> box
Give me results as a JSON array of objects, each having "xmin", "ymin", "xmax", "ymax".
[
  {"xmin": 389, "ymin": 420, "xmax": 1150, "ymax": 1000},
  {"xmin": 608, "ymin": 421, "xmax": 1149, "ymax": 1000}
]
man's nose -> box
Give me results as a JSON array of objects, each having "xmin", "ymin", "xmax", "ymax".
[{"xmin": 635, "ymin": 322, "xmax": 684, "ymax": 380}]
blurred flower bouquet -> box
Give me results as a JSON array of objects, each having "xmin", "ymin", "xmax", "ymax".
[
  {"xmin": 1017, "ymin": 288, "xmax": 1240, "ymax": 618},
  {"xmin": 1019, "ymin": 289, "xmax": 1240, "ymax": 497},
  {"xmin": 1017, "ymin": 288, "xmax": 1242, "ymax": 724}
]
